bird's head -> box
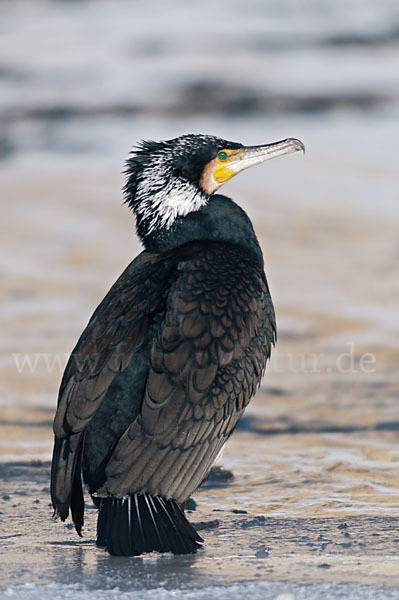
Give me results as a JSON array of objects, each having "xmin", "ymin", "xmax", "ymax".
[{"xmin": 124, "ymin": 133, "xmax": 304, "ymax": 243}]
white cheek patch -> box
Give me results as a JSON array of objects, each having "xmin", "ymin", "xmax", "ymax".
[
  {"xmin": 159, "ymin": 185, "xmax": 207, "ymax": 228},
  {"xmin": 135, "ymin": 177, "xmax": 208, "ymax": 233}
]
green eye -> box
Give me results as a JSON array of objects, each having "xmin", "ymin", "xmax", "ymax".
[{"xmin": 217, "ymin": 151, "xmax": 228, "ymax": 162}]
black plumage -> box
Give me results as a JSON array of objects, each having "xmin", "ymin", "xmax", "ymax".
[{"xmin": 51, "ymin": 133, "xmax": 304, "ymax": 555}]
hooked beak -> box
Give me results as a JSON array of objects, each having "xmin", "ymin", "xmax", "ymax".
[
  {"xmin": 228, "ymin": 138, "xmax": 305, "ymax": 176},
  {"xmin": 201, "ymin": 137, "xmax": 305, "ymax": 194}
]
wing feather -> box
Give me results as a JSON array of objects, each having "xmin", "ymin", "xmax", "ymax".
[
  {"xmin": 51, "ymin": 250, "xmax": 176, "ymax": 521},
  {"xmin": 103, "ymin": 244, "xmax": 276, "ymax": 502}
]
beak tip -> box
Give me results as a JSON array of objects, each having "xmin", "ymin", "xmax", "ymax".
[{"xmin": 291, "ymin": 138, "xmax": 306, "ymax": 155}]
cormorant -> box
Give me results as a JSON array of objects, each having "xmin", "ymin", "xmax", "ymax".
[{"xmin": 51, "ymin": 133, "xmax": 304, "ymax": 556}]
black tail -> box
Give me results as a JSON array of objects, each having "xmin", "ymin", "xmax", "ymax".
[{"xmin": 96, "ymin": 494, "xmax": 203, "ymax": 556}]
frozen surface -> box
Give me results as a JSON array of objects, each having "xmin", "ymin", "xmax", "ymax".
[
  {"xmin": 3, "ymin": 581, "xmax": 399, "ymax": 600},
  {"xmin": 1, "ymin": 0, "xmax": 398, "ymax": 597}
]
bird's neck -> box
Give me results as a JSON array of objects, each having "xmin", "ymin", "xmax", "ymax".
[{"xmin": 140, "ymin": 195, "xmax": 264, "ymax": 264}]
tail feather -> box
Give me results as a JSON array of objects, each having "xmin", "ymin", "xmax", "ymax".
[
  {"xmin": 143, "ymin": 494, "xmax": 166, "ymax": 550},
  {"xmin": 118, "ymin": 498, "xmax": 132, "ymax": 556},
  {"xmin": 156, "ymin": 496, "xmax": 193, "ymax": 554},
  {"xmin": 131, "ymin": 495, "xmax": 145, "ymax": 555},
  {"xmin": 96, "ymin": 493, "xmax": 203, "ymax": 556},
  {"xmin": 109, "ymin": 498, "xmax": 122, "ymax": 556},
  {"xmin": 97, "ymin": 497, "xmax": 109, "ymax": 547}
]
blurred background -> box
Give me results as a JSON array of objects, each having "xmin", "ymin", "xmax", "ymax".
[
  {"xmin": 0, "ymin": 0, "xmax": 398, "ymax": 514},
  {"xmin": 1, "ymin": 0, "xmax": 399, "ymax": 592}
]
